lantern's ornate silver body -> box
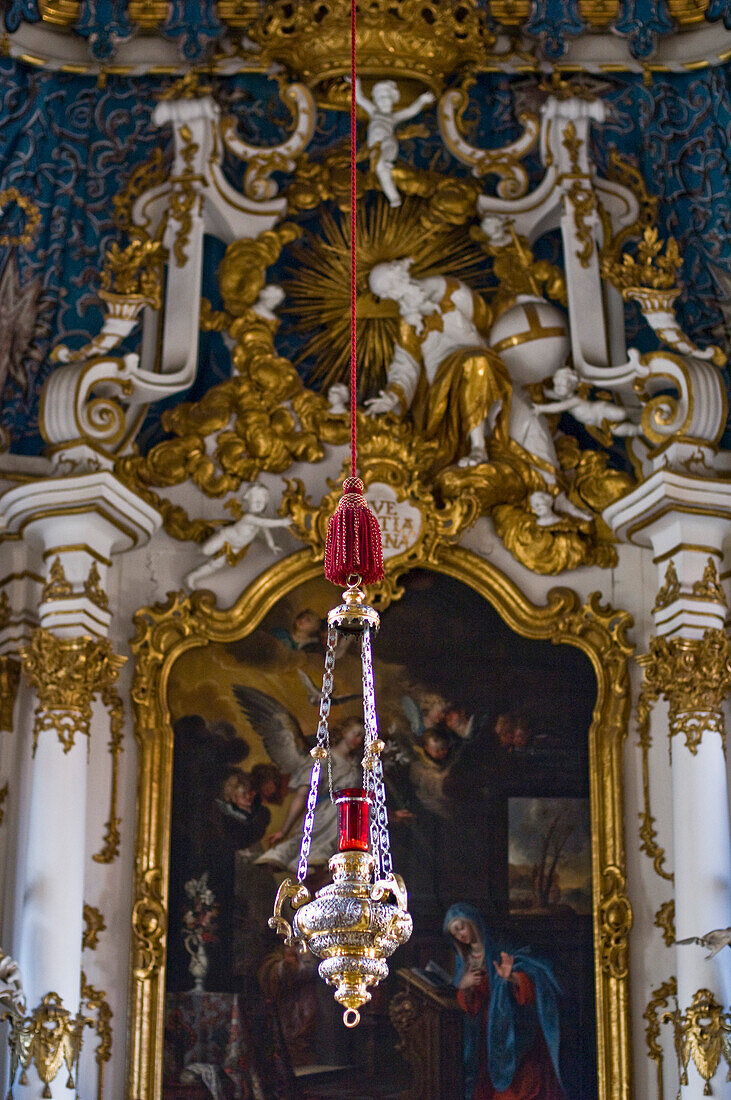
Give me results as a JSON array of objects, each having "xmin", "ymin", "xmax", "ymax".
[{"xmin": 273, "ymin": 850, "xmax": 412, "ymax": 1025}]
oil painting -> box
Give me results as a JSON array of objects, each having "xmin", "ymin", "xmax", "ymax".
[
  {"xmin": 162, "ymin": 570, "xmax": 598, "ymax": 1099},
  {"xmin": 508, "ymin": 798, "xmax": 592, "ymax": 916}
]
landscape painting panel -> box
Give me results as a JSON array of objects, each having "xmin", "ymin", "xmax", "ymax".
[{"xmin": 508, "ymin": 798, "xmax": 592, "ymax": 915}]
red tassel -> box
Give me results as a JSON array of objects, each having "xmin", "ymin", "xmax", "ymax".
[{"xmin": 324, "ymin": 477, "xmax": 384, "ymax": 586}]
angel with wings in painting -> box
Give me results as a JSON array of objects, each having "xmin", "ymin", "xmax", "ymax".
[
  {"xmin": 234, "ymin": 685, "xmax": 365, "ymax": 874},
  {"xmin": 387, "ymin": 691, "xmax": 477, "ymax": 819}
]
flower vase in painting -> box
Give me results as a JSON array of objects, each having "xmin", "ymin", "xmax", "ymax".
[{"xmin": 182, "ymin": 872, "xmax": 219, "ymax": 993}]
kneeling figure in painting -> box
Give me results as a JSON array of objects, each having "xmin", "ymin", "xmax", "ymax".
[{"xmin": 445, "ymin": 903, "xmax": 564, "ymax": 1100}]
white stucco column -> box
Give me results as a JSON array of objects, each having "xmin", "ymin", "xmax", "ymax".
[
  {"xmin": 0, "ymin": 470, "xmax": 159, "ymax": 1098},
  {"xmin": 606, "ymin": 466, "xmax": 731, "ymax": 1099}
]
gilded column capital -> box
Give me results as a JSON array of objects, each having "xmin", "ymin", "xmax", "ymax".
[
  {"xmin": 20, "ymin": 628, "xmax": 126, "ymax": 754},
  {"xmin": 638, "ymin": 629, "xmax": 731, "ymax": 753}
]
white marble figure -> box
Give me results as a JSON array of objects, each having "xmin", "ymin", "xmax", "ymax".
[
  {"xmin": 185, "ymin": 484, "xmax": 290, "ymax": 589},
  {"xmin": 533, "ymin": 366, "xmax": 642, "ymax": 438},
  {"xmin": 529, "ymin": 489, "xmax": 591, "ymax": 527},
  {"xmin": 353, "ymin": 78, "xmax": 435, "ymax": 207},
  {"xmin": 365, "ymin": 257, "xmax": 566, "ymax": 474},
  {"xmin": 251, "ymin": 284, "xmax": 285, "ymax": 321},
  {"xmin": 327, "ymin": 382, "xmax": 350, "ymax": 414}
]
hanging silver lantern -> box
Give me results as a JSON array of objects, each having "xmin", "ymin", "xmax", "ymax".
[{"xmin": 269, "ymin": 581, "xmax": 412, "ymax": 1027}]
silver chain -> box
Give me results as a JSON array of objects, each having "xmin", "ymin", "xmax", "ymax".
[
  {"xmin": 296, "ymin": 627, "xmax": 337, "ymax": 883},
  {"xmin": 361, "ymin": 628, "xmax": 392, "ymax": 877}
]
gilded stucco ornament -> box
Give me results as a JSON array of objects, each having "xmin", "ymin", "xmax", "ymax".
[
  {"xmin": 663, "ymin": 989, "xmax": 731, "ymax": 1094},
  {"xmin": 2, "ymin": 991, "xmax": 90, "ymax": 1099},
  {"xmin": 20, "ymin": 628, "xmax": 126, "ymax": 754},
  {"xmin": 252, "ymin": 0, "xmax": 492, "ymax": 97},
  {"xmin": 653, "ymin": 559, "xmax": 681, "ymax": 612},
  {"xmin": 51, "ymin": 236, "xmax": 165, "ymax": 368},
  {"xmin": 636, "ymin": 683, "xmax": 674, "ymax": 883},
  {"xmin": 84, "ymin": 561, "xmax": 110, "ymax": 612},
  {"xmin": 82, "ymin": 904, "xmax": 107, "ymax": 951},
  {"xmin": 92, "ymin": 682, "xmax": 124, "ymax": 863},
  {"xmin": 644, "ymin": 977, "xmax": 678, "ymax": 1100},
  {"xmin": 602, "ymin": 228, "xmax": 726, "ymax": 369},
  {"xmin": 81, "ymin": 972, "xmax": 113, "ymax": 1100},
  {"xmin": 655, "ymin": 899, "xmax": 676, "ymax": 947},
  {"xmin": 638, "ymin": 630, "xmax": 731, "ymax": 755},
  {"xmin": 692, "ymin": 558, "xmax": 727, "ymax": 605},
  {"xmin": 560, "ymin": 121, "xmax": 598, "ymax": 269},
  {"xmin": 41, "ymin": 556, "xmax": 72, "ymax": 602}
]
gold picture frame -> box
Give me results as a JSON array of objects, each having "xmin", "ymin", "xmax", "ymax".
[{"xmin": 126, "ymin": 545, "xmax": 633, "ymax": 1100}]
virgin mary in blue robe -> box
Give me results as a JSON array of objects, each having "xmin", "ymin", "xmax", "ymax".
[{"xmin": 443, "ymin": 903, "xmax": 564, "ymax": 1100}]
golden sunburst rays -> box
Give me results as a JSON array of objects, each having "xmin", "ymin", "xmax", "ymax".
[{"xmin": 282, "ymin": 195, "xmax": 490, "ymax": 397}]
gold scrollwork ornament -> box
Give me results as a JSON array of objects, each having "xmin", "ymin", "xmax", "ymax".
[
  {"xmin": 654, "ymin": 899, "xmax": 676, "ymax": 948},
  {"xmin": 636, "ymin": 681, "xmax": 674, "ymax": 882},
  {"xmin": 644, "ymin": 976, "xmax": 677, "ymax": 1100},
  {"xmin": 82, "ymin": 904, "xmax": 107, "ymax": 952},
  {"xmin": 92, "ymin": 684, "xmax": 124, "ymax": 863},
  {"xmin": 692, "ymin": 558, "xmax": 727, "ymax": 606},
  {"xmin": 598, "ymin": 865, "xmax": 632, "ymax": 980},
  {"xmin": 131, "ymin": 865, "xmax": 166, "ymax": 982},
  {"xmin": 42, "ymin": 556, "xmax": 72, "ymax": 602},
  {"xmin": 81, "ymin": 972, "xmax": 113, "ymax": 1100}
]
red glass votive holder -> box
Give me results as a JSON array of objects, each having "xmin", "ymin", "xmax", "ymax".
[{"xmin": 334, "ymin": 788, "xmax": 371, "ymax": 852}]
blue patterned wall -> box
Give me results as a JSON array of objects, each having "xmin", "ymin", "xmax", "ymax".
[{"xmin": 0, "ymin": 58, "xmax": 729, "ymax": 453}]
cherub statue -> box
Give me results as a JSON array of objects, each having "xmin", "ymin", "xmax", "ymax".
[
  {"xmin": 528, "ymin": 489, "xmax": 591, "ymax": 527},
  {"xmin": 352, "ymin": 77, "xmax": 435, "ymax": 207},
  {"xmin": 186, "ymin": 483, "xmax": 290, "ymax": 589},
  {"xmin": 327, "ymin": 382, "xmax": 350, "ymax": 415},
  {"xmin": 533, "ymin": 366, "xmax": 642, "ymax": 438}
]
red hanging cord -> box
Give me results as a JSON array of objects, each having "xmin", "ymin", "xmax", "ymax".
[{"xmin": 324, "ymin": 1, "xmax": 384, "ymax": 587}]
